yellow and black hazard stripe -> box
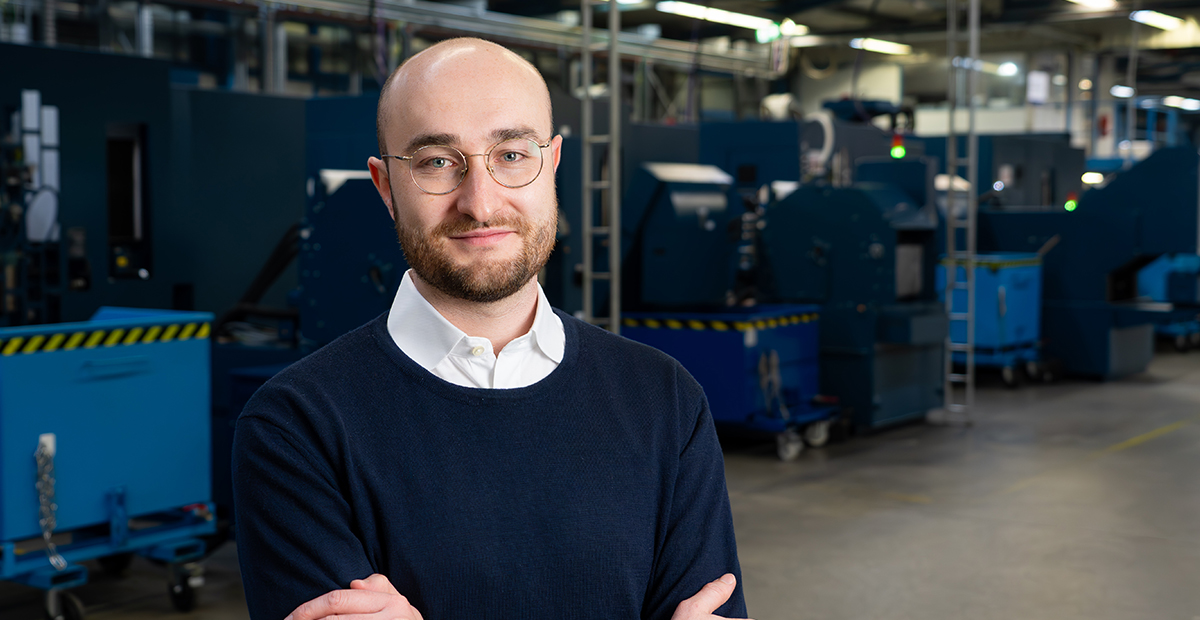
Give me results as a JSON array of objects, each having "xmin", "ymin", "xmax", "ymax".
[
  {"xmin": 0, "ymin": 322, "xmax": 211, "ymax": 356},
  {"xmin": 622, "ymin": 314, "xmax": 820, "ymax": 332},
  {"xmin": 940, "ymin": 257, "xmax": 1041, "ymax": 270}
]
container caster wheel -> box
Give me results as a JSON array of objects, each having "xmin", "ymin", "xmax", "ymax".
[
  {"xmin": 1175, "ymin": 334, "xmax": 1190, "ymax": 353},
  {"xmin": 776, "ymin": 429, "xmax": 804, "ymax": 462},
  {"xmin": 1001, "ymin": 365, "xmax": 1021, "ymax": 388},
  {"xmin": 98, "ymin": 552, "xmax": 135, "ymax": 577},
  {"xmin": 803, "ymin": 421, "xmax": 830, "ymax": 448},
  {"xmin": 169, "ymin": 582, "xmax": 196, "ymax": 612},
  {"xmin": 45, "ymin": 590, "xmax": 85, "ymax": 620},
  {"xmin": 168, "ymin": 562, "xmax": 203, "ymax": 612}
]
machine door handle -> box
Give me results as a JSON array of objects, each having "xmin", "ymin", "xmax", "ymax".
[{"xmin": 80, "ymin": 356, "xmax": 151, "ymax": 380}]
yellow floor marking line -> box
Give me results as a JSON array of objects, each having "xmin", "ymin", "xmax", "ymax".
[
  {"xmin": 883, "ymin": 492, "xmax": 933, "ymax": 505},
  {"xmin": 1000, "ymin": 415, "xmax": 1200, "ymax": 496}
]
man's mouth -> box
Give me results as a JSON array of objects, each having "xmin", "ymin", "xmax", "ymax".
[{"xmin": 449, "ymin": 229, "xmax": 514, "ymax": 245}]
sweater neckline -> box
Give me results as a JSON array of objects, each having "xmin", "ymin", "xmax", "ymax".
[{"xmin": 369, "ymin": 308, "xmax": 580, "ymax": 404}]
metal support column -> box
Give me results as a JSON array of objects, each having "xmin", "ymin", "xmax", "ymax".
[
  {"xmin": 579, "ymin": 0, "xmax": 621, "ymax": 333},
  {"xmin": 941, "ymin": 0, "xmax": 980, "ymax": 424},
  {"xmin": 136, "ymin": 1, "xmax": 153, "ymax": 57}
]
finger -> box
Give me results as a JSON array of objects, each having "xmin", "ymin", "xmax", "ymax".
[
  {"xmin": 285, "ymin": 589, "xmax": 394, "ymax": 620},
  {"xmin": 349, "ymin": 574, "xmax": 401, "ymax": 595},
  {"xmin": 678, "ymin": 574, "xmax": 736, "ymax": 617}
]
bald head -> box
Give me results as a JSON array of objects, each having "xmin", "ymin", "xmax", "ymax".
[{"xmin": 376, "ymin": 38, "xmax": 553, "ymax": 156}]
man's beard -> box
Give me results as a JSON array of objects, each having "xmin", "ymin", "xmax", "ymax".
[{"xmin": 394, "ymin": 204, "xmax": 557, "ymax": 304}]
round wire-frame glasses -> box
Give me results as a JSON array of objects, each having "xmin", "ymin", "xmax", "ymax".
[{"xmin": 382, "ymin": 138, "xmax": 553, "ymax": 196}]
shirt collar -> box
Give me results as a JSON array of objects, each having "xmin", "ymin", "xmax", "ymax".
[{"xmin": 386, "ymin": 269, "xmax": 564, "ymax": 371}]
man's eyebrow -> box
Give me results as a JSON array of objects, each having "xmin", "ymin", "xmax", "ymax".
[
  {"xmin": 400, "ymin": 133, "xmax": 459, "ymax": 154},
  {"xmin": 490, "ymin": 127, "xmax": 541, "ymax": 143}
]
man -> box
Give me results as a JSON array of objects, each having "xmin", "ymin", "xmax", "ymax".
[{"xmin": 232, "ymin": 37, "xmax": 747, "ymax": 620}]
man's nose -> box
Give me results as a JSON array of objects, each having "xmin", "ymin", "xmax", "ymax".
[{"xmin": 455, "ymin": 155, "xmax": 499, "ymax": 222}]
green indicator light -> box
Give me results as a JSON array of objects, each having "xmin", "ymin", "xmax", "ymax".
[
  {"xmin": 890, "ymin": 145, "xmax": 906, "ymax": 159},
  {"xmin": 1065, "ymin": 200, "xmax": 1078, "ymax": 212}
]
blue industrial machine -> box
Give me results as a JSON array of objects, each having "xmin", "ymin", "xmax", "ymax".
[
  {"xmin": 1137, "ymin": 253, "xmax": 1200, "ymax": 351},
  {"xmin": 0, "ymin": 307, "xmax": 215, "ymax": 618},
  {"xmin": 623, "ymin": 306, "xmax": 834, "ymax": 460},
  {"xmin": 919, "ymin": 133, "xmax": 1085, "ymax": 210},
  {"xmin": 657, "ymin": 114, "xmax": 946, "ymax": 433},
  {"xmin": 936, "ymin": 253, "xmax": 1044, "ymax": 386},
  {"xmin": 978, "ymin": 147, "xmax": 1200, "ymax": 378},
  {"xmin": 757, "ymin": 157, "xmax": 947, "ymax": 431}
]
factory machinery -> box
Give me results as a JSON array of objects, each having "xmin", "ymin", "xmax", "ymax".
[
  {"xmin": 1, "ymin": 87, "xmax": 217, "ymax": 620},
  {"xmin": 975, "ymin": 146, "xmax": 1200, "ymax": 378},
  {"xmin": 643, "ymin": 112, "xmax": 946, "ymax": 435},
  {"xmin": 1138, "ymin": 254, "xmax": 1200, "ymax": 351}
]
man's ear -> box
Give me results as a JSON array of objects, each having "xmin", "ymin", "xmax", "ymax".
[
  {"xmin": 368, "ymin": 157, "xmax": 397, "ymax": 221},
  {"xmin": 551, "ymin": 134, "xmax": 563, "ymax": 173}
]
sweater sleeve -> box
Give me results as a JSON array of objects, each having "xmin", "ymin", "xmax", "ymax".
[
  {"xmin": 642, "ymin": 389, "xmax": 747, "ymax": 620},
  {"xmin": 232, "ymin": 387, "xmax": 375, "ymax": 620}
]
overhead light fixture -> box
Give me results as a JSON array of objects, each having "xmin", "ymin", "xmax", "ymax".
[
  {"xmin": 654, "ymin": 2, "xmax": 801, "ymax": 42},
  {"xmin": 849, "ymin": 38, "xmax": 912, "ymax": 55},
  {"xmin": 1130, "ymin": 10, "xmax": 1185, "ymax": 30},
  {"xmin": 780, "ymin": 18, "xmax": 808, "ymax": 36},
  {"xmin": 1183, "ymin": 99, "xmax": 1200, "ymax": 111},
  {"xmin": 1081, "ymin": 172, "xmax": 1105, "ymax": 185},
  {"xmin": 1079, "ymin": 78, "xmax": 1093, "ymax": 90},
  {"xmin": 1110, "ymin": 84, "xmax": 1135, "ymax": 98},
  {"xmin": 1067, "ymin": 0, "xmax": 1118, "ymax": 10},
  {"xmin": 997, "ymin": 62, "xmax": 1019, "ymax": 77}
]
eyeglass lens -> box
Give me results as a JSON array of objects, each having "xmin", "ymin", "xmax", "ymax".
[{"xmin": 409, "ymin": 138, "xmax": 543, "ymax": 194}]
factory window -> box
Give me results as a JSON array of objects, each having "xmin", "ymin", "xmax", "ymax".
[{"xmin": 107, "ymin": 124, "xmax": 152, "ymax": 280}]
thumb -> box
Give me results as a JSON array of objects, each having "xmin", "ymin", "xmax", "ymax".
[
  {"xmin": 349, "ymin": 573, "xmax": 400, "ymax": 595},
  {"xmin": 679, "ymin": 574, "xmax": 736, "ymax": 617}
]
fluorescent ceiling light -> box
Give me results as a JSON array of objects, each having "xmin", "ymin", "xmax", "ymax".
[
  {"xmin": 616, "ymin": 0, "xmax": 644, "ymax": 4},
  {"xmin": 1183, "ymin": 99, "xmax": 1200, "ymax": 111},
  {"xmin": 1130, "ymin": 10, "xmax": 1185, "ymax": 30},
  {"xmin": 1110, "ymin": 84, "xmax": 1135, "ymax": 98},
  {"xmin": 1082, "ymin": 172, "xmax": 1105, "ymax": 185},
  {"xmin": 850, "ymin": 38, "xmax": 912, "ymax": 55},
  {"xmin": 1163, "ymin": 95, "xmax": 1186, "ymax": 108},
  {"xmin": 780, "ymin": 18, "xmax": 808, "ymax": 36},
  {"xmin": 997, "ymin": 62, "xmax": 1019, "ymax": 77},
  {"xmin": 655, "ymin": 2, "xmax": 786, "ymax": 31},
  {"xmin": 1067, "ymin": 0, "xmax": 1118, "ymax": 10}
]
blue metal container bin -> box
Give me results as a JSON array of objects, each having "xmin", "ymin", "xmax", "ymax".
[
  {"xmin": 936, "ymin": 253, "xmax": 1043, "ymax": 381},
  {"xmin": 0, "ymin": 307, "xmax": 216, "ymax": 614},
  {"xmin": 623, "ymin": 305, "xmax": 837, "ymax": 460}
]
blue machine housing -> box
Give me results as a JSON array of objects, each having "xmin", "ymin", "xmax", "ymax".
[
  {"xmin": 759, "ymin": 158, "xmax": 946, "ymax": 431},
  {"xmin": 622, "ymin": 305, "xmax": 832, "ymax": 434},
  {"xmin": 0, "ymin": 308, "xmax": 215, "ymax": 586},
  {"xmin": 978, "ymin": 147, "xmax": 1200, "ymax": 378},
  {"xmin": 1137, "ymin": 254, "xmax": 1200, "ymax": 347},
  {"xmin": 298, "ymin": 174, "xmax": 408, "ymax": 346},
  {"xmin": 629, "ymin": 163, "xmax": 740, "ymax": 308},
  {"xmin": 1139, "ymin": 254, "xmax": 1200, "ymax": 304}
]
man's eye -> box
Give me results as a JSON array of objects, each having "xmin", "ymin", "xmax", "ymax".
[{"xmin": 419, "ymin": 157, "xmax": 453, "ymax": 170}]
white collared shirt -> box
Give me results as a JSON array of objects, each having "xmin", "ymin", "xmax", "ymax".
[{"xmin": 386, "ymin": 270, "xmax": 565, "ymax": 389}]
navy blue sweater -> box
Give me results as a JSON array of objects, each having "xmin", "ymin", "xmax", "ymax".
[{"xmin": 233, "ymin": 311, "xmax": 745, "ymax": 620}]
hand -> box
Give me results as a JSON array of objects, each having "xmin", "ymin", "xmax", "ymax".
[
  {"xmin": 670, "ymin": 574, "xmax": 753, "ymax": 620},
  {"xmin": 284, "ymin": 574, "xmax": 423, "ymax": 620}
]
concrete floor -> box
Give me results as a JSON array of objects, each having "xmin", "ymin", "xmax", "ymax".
[{"xmin": 3, "ymin": 348, "xmax": 1199, "ymax": 620}]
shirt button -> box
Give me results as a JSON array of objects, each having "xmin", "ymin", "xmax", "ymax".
[{"xmin": 471, "ymin": 346, "xmax": 485, "ymax": 357}]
